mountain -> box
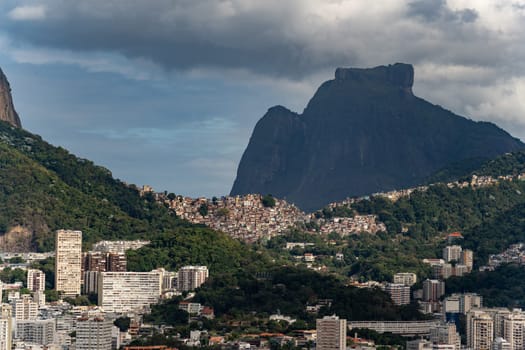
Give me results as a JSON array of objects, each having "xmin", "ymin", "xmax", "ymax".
[
  {"xmin": 0, "ymin": 68, "xmax": 22, "ymax": 128},
  {"xmin": 231, "ymin": 63, "xmax": 525, "ymax": 211}
]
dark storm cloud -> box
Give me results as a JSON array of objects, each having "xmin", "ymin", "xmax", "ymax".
[{"xmin": 0, "ymin": 0, "xmax": 357, "ymax": 79}]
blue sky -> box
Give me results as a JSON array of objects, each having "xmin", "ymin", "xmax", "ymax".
[{"xmin": 1, "ymin": 0, "xmax": 525, "ymax": 197}]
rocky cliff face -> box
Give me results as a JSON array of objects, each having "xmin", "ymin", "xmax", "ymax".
[
  {"xmin": 0, "ymin": 68, "xmax": 21, "ymax": 128},
  {"xmin": 231, "ymin": 63, "xmax": 525, "ymax": 211}
]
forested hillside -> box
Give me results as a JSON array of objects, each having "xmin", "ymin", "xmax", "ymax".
[{"xmin": 315, "ymin": 152, "xmax": 525, "ymax": 280}]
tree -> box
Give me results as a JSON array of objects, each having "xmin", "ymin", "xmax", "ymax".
[
  {"xmin": 262, "ymin": 194, "xmax": 276, "ymax": 208},
  {"xmin": 8, "ymin": 257, "xmax": 25, "ymax": 264},
  {"xmin": 114, "ymin": 316, "xmax": 131, "ymax": 332},
  {"xmin": 199, "ymin": 203, "xmax": 209, "ymax": 217},
  {"xmin": 44, "ymin": 290, "xmax": 59, "ymax": 302}
]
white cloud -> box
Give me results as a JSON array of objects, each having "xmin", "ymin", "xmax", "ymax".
[
  {"xmin": 8, "ymin": 45, "xmax": 163, "ymax": 81},
  {"xmin": 8, "ymin": 5, "xmax": 46, "ymax": 21}
]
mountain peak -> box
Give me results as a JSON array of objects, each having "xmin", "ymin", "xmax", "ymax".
[
  {"xmin": 0, "ymin": 68, "xmax": 22, "ymax": 128},
  {"xmin": 231, "ymin": 63, "xmax": 524, "ymax": 211},
  {"xmin": 335, "ymin": 63, "xmax": 414, "ymax": 94}
]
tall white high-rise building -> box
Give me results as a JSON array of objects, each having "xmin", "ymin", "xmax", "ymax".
[
  {"xmin": 177, "ymin": 266, "xmax": 209, "ymax": 292},
  {"xmin": 26, "ymin": 269, "xmax": 45, "ymax": 292},
  {"xmin": 55, "ymin": 229, "xmax": 82, "ymax": 297},
  {"xmin": 98, "ymin": 271, "xmax": 162, "ymax": 313},
  {"xmin": 316, "ymin": 315, "xmax": 347, "ymax": 350},
  {"xmin": 76, "ymin": 316, "xmax": 113, "ymax": 350},
  {"xmin": 467, "ymin": 311, "xmax": 494, "ymax": 350},
  {"xmin": 393, "ymin": 272, "xmax": 417, "ymax": 286},
  {"xmin": 503, "ymin": 312, "xmax": 525, "ymax": 350},
  {"xmin": 0, "ymin": 304, "xmax": 12, "ymax": 350}
]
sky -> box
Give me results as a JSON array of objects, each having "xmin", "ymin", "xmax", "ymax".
[{"xmin": 1, "ymin": 0, "xmax": 525, "ymax": 198}]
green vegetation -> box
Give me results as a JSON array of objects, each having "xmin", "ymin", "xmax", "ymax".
[
  {"xmin": 476, "ymin": 151, "xmax": 525, "ymax": 177},
  {"xmin": 199, "ymin": 203, "xmax": 209, "ymax": 217},
  {"xmin": 114, "ymin": 317, "xmax": 131, "ymax": 332},
  {"xmin": 0, "ymin": 121, "xmax": 189, "ymax": 250},
  {"xmin": 349, "ymin": 328, "xmax": 411, "ymax": 349},
  {"xmin": 63, "ymin": 295, "xmax": 92, "ymax": 306},
  {"xmin": 8, "ymin": 256, "xmax": 25, "ymax": 264},
  {"xmin": 308, "ymin": 178, "xmax": 525, "ymax": 279},
  {"xmin": 30, "ymin": 257, "xmax": 55, "ymax": 289},
  {"xmin": 193, "ymin": 267, "xmax": 425, "ymax": 322},
  {"xmin": 262, "ymin": 194, "xmax": 276, "ymax": 208},
  {"xmin": 446, "ymin": 264, "xmax": 525, "ymax": 308},
  {"xmin": 127, "ymin": 228, "xmax": 275, "ymax": 274},
  {"xmin": 0, "ymin": 267, "xmax": 26, "ymax": 285},
  {"xmin": 144, "ymin": 297, "xmax": 189, "ymax": 326}
]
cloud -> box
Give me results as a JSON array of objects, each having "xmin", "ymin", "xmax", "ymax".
[
  {"xmin": 8, "ymin": 5, "xmax": 46, "ymax": 21},
  {"xmin": 407, "ymin": 0, "xmax": 478, "ymax": 23},
  {"xmin": 2, "ymin": 0, "xmax": 525, "ymax": 196},
  {"xmin": 8, "ymin": 45, "xmax": 163, "ymax": 81}
]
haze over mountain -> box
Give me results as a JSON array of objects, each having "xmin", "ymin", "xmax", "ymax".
[
  {"xmin": 231, "ymin": 63, "xmax": 525, "ymax": 211},
  {"xmin": 0, "ymin": 68, "xmax": 21, "ymax": 128}
]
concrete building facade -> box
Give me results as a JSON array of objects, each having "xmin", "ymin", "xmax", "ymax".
[
  {"xmin": 12, "ymin": 295, "xmax": 38, "ymax": 321},
  {"xmin": 15, "ymin": 319, "xmax": 55, "ymax": 345},
  {"xmin": 98, "ymin": 271, "xmax": 162, "ymax": 313},
  {"xmin": 26, "ymin": 269, "xmax": 45, "ymax": 292},
  {"xmin": 55, "ymin": 229, "xmax": 82, "ymax": 297},
  {"xmin": 393, "ymin": 272, "xmax": 417, "ymax": 286},
  {"xmin": 467, "ymin": 311, "xmax": 494, "ymax": 350},
  {"xmin": 385, "ymin": 283, "xmax": 411, "ymax": 305},
  {"xmin": 76, "ymin": 316, "xmax": 113, "ymax": 350},
  {"xmin": 177, "ymin": 266, "xmax": 209, "ymax": 292},
  {"xmin": 316, "ymin": 315, "xmax": 346, "ymax": 350}
]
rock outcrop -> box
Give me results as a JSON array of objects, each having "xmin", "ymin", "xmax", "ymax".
[
  {"xmin": 0, "ymin": 68, "xmax": 21, "ymax": 128},
  {"xmin": 231, "ymin": 63, "xmax": 525, "ymax": 211}
]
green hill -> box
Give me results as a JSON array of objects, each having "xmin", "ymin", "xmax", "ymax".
[
  {"xmin": 0, "ymin": 121, "xmax": 264, "ymax": 276},
  {"xmin": 317, "ymin": 152, "xmax": 525, "ymax": 280}
]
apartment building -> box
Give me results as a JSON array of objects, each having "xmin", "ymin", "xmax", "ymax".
[
  {"xmin": 429, "ymin": 323, "xmax": 461, "ymax": 350},
  {"xmin": 443, "ymin": 245, "xmax": 462, "ymax": 262},
  {"xmin": 316, "ymin": 315, "xmax": 346, "ymax": 350},
  {"xmin": 98, "ymin": 271, "xmax": 162, "ymax": 313},
  {"xmin": 12, "ymin": 295, "xmax": 38, "ymax": 321},
  {"xmin": 55, "ymin": 229, "xmax": 82, "ymax": 297},
  {"xmin": 177, "ymin": 266, "xmax": 209, "ymax": 292},
  {"xmin": 385, "ymin": 283, "xmax": 411, "ymax": 305},
  {"xmin": 503, "ymin": 312, "xmax": 525, "ymax": 350},
  {"xmin": 467, "ymin": 311, "xmax": 494, "ymax": 350},
  {"xmin": 26, "ymin": 269, "xmax": 45, "ymax": 292},
  {"xmin": 393, "ymin": 272, "xmax": 417, "ymax": 286},
  {"xmin": 0, "ymin": 305, "xmax": 12, "ymax": 350},
  {"xmin": 423, "ymin": 279, "xmax": 445, "ymax": 302},
  {"xmin": 76, "ymin": 316, "xmax": 113, "ymax": 350},
  {"xmin": 15, "ymin": 319, "xmax": 55, "ymax": 346}
]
